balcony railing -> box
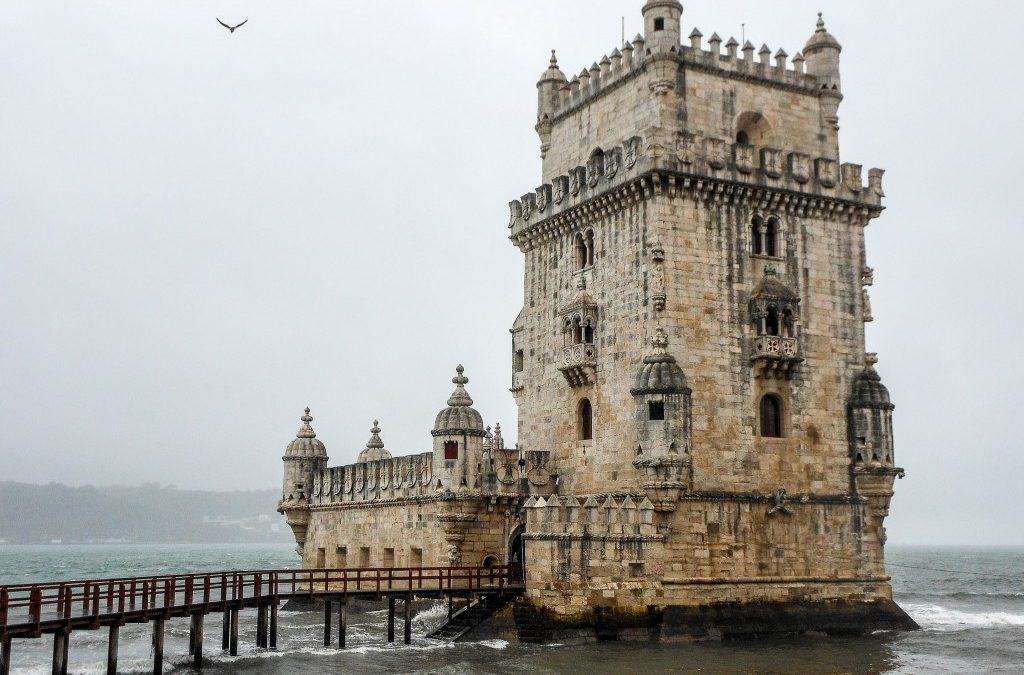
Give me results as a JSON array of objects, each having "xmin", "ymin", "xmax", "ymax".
[
  {"xmin": 557, "ymin": 342, "xmax": 597, "ymax": 387},
  {"xmin": 751, "ymin": 335, "xmax": 799, "ymax": 359}
]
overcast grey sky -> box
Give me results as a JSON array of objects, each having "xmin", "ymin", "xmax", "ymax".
[{"xmin": 1, "ymin": 1, "xmax": 1021, "ymax": 546}]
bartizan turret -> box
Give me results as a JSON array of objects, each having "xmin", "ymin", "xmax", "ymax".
[
  {"xmin": 642, "ymin": 0, "xmax": 683, "ymax": 55},
  {"xmin": 804, "ymin": 13, "xmax": 843, "ymax": 129},
  {"xmin": 277, "ymin": 407, "xmax": 328, "ymax": 556}
]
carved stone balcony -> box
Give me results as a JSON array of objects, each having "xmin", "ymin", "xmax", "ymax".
[
  {"xmin": 751, "ymin": 335, "xmax": 802, "ymax": 378},
  {"xmin": 558, "ymin": 342, "xmax": 597, "ymax": 387}
]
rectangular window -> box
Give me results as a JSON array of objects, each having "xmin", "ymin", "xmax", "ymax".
[
  {"xmin": 383, "ymin": 547, "xmax": 395, "ymax": 568},
  {"xmin": 335, "ymin": 546, "xmax": 347, "ymax": 568},
  {"xmin": 410, "ymin": 547, "xmax": 423, "ymax": 567},
  {"xmin": 444, "ymin": 440, "xmax": 459, "ymax": 460},
  {"xmin": 648, "ymin": 401, "xmax": 665, "ymax": 421},
  {"xmin": 359, "ymin": 546, "xmax": 370, "ymax": 568},
  {"xmin": 315, "ymin": 548, "xmax": 326, "ymax": 568},
  {"xmin": 514, "ymin": 349, "xmax": 524, "ymax": 372}
]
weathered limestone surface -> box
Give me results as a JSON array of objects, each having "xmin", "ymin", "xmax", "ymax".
[{"xmin": 279, "ymin": 1, "xmax": 913, "ymax": 639}]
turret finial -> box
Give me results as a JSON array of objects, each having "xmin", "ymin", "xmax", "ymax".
[
  {"xmin": 366, "ymin": 419, "xmax": 384, "ymax": 449},
  {"xmin": 816, "ymin": 12, "xmax": 826, "ymax": 31},
  {"xmin": 447, "ymin": 364, "xmax": 474, "ymax": 407},
  {"xmin": 550, "ymin": 49, "xmax": 558, "ymax": 67},
  {"xmin": 297, "ymin": 407, "xmax": 316, "ymax": 438}
]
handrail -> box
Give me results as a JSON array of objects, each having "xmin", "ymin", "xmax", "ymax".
[{"xmin": 0, "ymin": 565, "xmax": 522, "ymax": 634}]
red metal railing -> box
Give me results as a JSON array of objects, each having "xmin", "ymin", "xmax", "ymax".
[{"xmin": 0, "ymin": 565, "xmax": 521, "ymax": 636}]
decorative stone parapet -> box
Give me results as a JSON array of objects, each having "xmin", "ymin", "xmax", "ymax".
[{"xmin": 310, "ymin": 452, "xmax": 434, "ymax": 506}]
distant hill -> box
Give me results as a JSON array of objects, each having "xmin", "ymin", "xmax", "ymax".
[{"xmin": 0, "ymin": 482, "xmax": 292, "ymax": 544}]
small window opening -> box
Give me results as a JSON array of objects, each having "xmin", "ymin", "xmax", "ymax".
[
  {"xmin": 572, "ymin": 316, "xmax": 583, "ymax": 344},
  {"xmin": 580, "ymin": 399, "xmax": 593, "ymax": 441},
  {"xmin": 444, "ymin": 440, "xmax": 459, "ymax": 460},
  {"xmin": 783, "ymin": 309, "xmax": 796, "ymax": 338},
  {"xmin": 654, "ymin": 17, "xmax": 665, "ymax": 31},
  {"xmin": 574, "ymin": 233, "xmax": 587, "ymax": 270},
  {"xmin": 759, "ymin": 394, "xmax": 783, "ymax": 438},
  {"xmin": 736, "ymin": 130, "xmax": 750, "ymax": 145},
  {"xmin": 514, "ymin": 349, "xmax": 524, "ymax": 372},
  {"xmin": 315, "ymin": 548, "xmax": 326, "ymax": 568},
  {"xmin": 359, "ymin": 546, "xmax": 370, "ymax": 568},
  {"xmin": 648, "ymin": 401, "xmax": 666, "ymax": 421},
  {"xmin": 410, "ymin": 547, "xmax": 423, "ymax": 567},
  {"xmin": 765, "ymin": 308, "xmax": 780, "ymax": 336},
  {"xmin": 335, "ymin": 546, "xmax": 347, "ymax": 568},
  {"xmin": 765, "ymin": 218, "xmax": 779, "ymax": 257},
  {"xmin": 383, "ymin": 547, "xmax": 395, "ymax": 567},
  {"xmin": 583, "ymin": 320, "xmax": 594, "ymax": 344},
  {"xmin": 751, "ymin": 216, "xmax": 764, "ymax": 255},
  {"xmin": 482, "ymin": 555, "xmax": 498, "ymax": 568},
  {"xmin": 585, "ymin": 229, "xmax": 596, "ymax": 267}
]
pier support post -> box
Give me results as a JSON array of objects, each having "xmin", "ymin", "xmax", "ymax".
[
  {"xmin": 448, "ymin": 595, "xmax": 453, "ymax": 620},
  {"xmin": 106, "ymin": 625, "xmax": 119, "ymax": 675},
  {"xmin": 1, "ymin": 635, "xmax": 11, "ymax": 675},
  {"xmin": 221, "ymin": 608, "xmax": 229, "ymax": 651},
  {"xmin": 323, "ymin": 600, "xmax": 332, "ymax": 647},
  {"xmin": 229, "ymin": 609, "xmax": 238, "ymax": 657},
  {"xmin": 338, "ymin": 597, "xmax": 347, "ymax": 650},
  {"xmin": 51, "ymin": 629, "xmax": 68, "ymax": 675},
  {"xmin": 153, "ymin": 619, "xmax": 165, "ymax": 675},
  {"xmin": 192, "ymin": 614, "xmax": 204, "ymax": 668},
  {"xmin": 256, "ymin": 604, "xmax": 267, "ymax": 648},
  {"xmin": 269, "ymin": 603, "xmax": 278, "ymax": 650},
  {"xmin": 404, "ymin": 594, "xmax": 412, "ymax": 645},
  {"xmin": 387, "ymin": 598, "xmax": 396, "ymax": 643}
]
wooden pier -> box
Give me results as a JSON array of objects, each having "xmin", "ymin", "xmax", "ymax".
[{"xmin": 0, "ymin": 565, "xmax": 521, "ymax": 674}]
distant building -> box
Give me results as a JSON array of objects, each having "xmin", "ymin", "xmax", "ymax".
[{"xmin": 279, "ymin": 1, "xmax": 913, "ymax": 637}]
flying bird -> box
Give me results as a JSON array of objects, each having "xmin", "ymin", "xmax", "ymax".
[{"xmin": 217, "ymin": 18, "xmax": 248, "ymax": 34}]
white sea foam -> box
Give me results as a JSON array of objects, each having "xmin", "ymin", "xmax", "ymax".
[
  {"xmin": 473, "ymin": 638, "xmax": 509, "ymax": 650},
  {"xmin": 907, "ymin": 603, "xmax": 1024, "ymax": 630}
]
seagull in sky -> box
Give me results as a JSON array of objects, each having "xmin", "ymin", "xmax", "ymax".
[{"xmin": 217, "ymin": 18, "xmax": 248, "ymax": 34}]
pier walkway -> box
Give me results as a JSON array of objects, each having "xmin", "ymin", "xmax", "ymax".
[{"xmin": 0, "ymin": 565, "xmax": 523, "ymax": 675}]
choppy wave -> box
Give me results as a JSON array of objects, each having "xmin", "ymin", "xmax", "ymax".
[{"xmin": 906, "ymin": 603, "xmax": 1024, "ymax": 630}]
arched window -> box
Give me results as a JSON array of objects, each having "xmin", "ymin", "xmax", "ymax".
[
  {"xmin": 765, "ymin": 217, "xmax": 779, "ymax": 257},
  {"xmin": 751, "ymin": 216, "xmax": 764, "ymax": 255},
  {"xmin": 574, "ymin": 233, "xmax": 587, "ymax": 270},
  {"xmin": 764, "ymin": 307, "xmax": 780, "ymax": 336},
  {"xmin": 572, "ymin": 316, "xmax": 583, "ymax": 344},
  {"xmin": 759, "ymin": 395, "xmax": 783, "ymax": 438},
  {"xmin": 583, "ymin": 319, "xmax": 594, "ymax": 344},
  {"xmin": 580, "ymin": 399, "xmax": 593, "ymax": 441},
  {"xmin": 736, "ymin": 130, "xmax": 750, "ymax": 145},
  {"xmin": 585, "ymin": 230, "xmax": 595, "ymax": 267},
  {"xmin": 782, "ymin": 309, "xmax": 796, "ymax": 338}
]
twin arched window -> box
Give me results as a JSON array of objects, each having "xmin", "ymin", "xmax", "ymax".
[
  {"xmin": 759, "ymin": 395, "xmax": 784, "ymax": 438},
  {"xmin": 574, "ymin": 230, "xmax": 596, "ymax": 270},
  {"xmin": 751, "ymin": 216, "xmax": 780, "ymax": 257}
]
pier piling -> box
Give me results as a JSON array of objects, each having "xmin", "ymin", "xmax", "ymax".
[
  {"xmin": 191, "ymin": 613, "xmax": 204, "ymax": 668},
  {"xmin": 387, "ymin": 598, "xmax": 395, "ymax": 643},
  {"xmin": 51, "ymin": 629, "xmax": 67, "ymax": 675},
  {"xmin": 1, "ymin": 635, "xmax": 11, "ymax": 675},
  {"xmin": 337, "ymin": 597, "xmax": 346, "ymax": 649},
  {"xmin": 403, "ymin": 594, "xmax": 412, "ymax": 645},
  {"xmin": 152, "ymin": 619, "xmax": 164, "ymax": 675},
  {"xmin": 256, "ymin": 604, "xmax": 267, "ymax": 648},
  {"xmin": 106, "ymin": 625, "xmax": 118, "ymax": 675},
  {"xmin": 229, "ymin": 609, "xmax": 238, "ymax": 656},
  {"xmin": 269, "ymin": 603, "xmax": 278, "ymax": 650},
  {"xmin": 221, "ymin": 608, "xmax": 229, "ymax": 651},
  {"xmin": 323, "ymin": 600, "xmax": 332, "ymax": 647}
]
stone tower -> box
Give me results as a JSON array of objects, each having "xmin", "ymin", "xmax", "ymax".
[{"xmin": 507, "ymin": 1, "xmax": 914, "ymax": 632}]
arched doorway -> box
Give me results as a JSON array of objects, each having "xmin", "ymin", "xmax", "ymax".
[{"xmin": 508, "ymin": 524, "xmax": 525, "ymax": 582}]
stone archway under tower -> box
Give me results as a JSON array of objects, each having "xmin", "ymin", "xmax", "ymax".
[{"xmin": 508, "ymin": 524, "xmax": 526, "ymax": 582}]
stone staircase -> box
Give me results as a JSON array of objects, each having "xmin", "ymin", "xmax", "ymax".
[
  {"xmin": 512, "ymin": 597, "xmax": 545, "ymax": 643},
  {"xmin": 426, "ymin": 596, "xmax": 503, "ymax": 642}
]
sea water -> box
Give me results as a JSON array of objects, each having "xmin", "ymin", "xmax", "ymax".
[{"xmin": 0, "ymin": 544, "xmax": 1021, "ymax": 674}]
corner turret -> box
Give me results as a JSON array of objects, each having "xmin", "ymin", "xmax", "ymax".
[
  {"xmin": 431, "ymin": 365, "xmax": 486, "ymax": 492},
  {"xmin": 804, "ymin": 13, "xmax": 843, "ymax": 128},
  {"xmin": 642, "ymin": 0, "xmax": 683, "ymax": 55},
  {"xmin": 278, "ymin": 407, "xmax": 329, "ymax": 555}
]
